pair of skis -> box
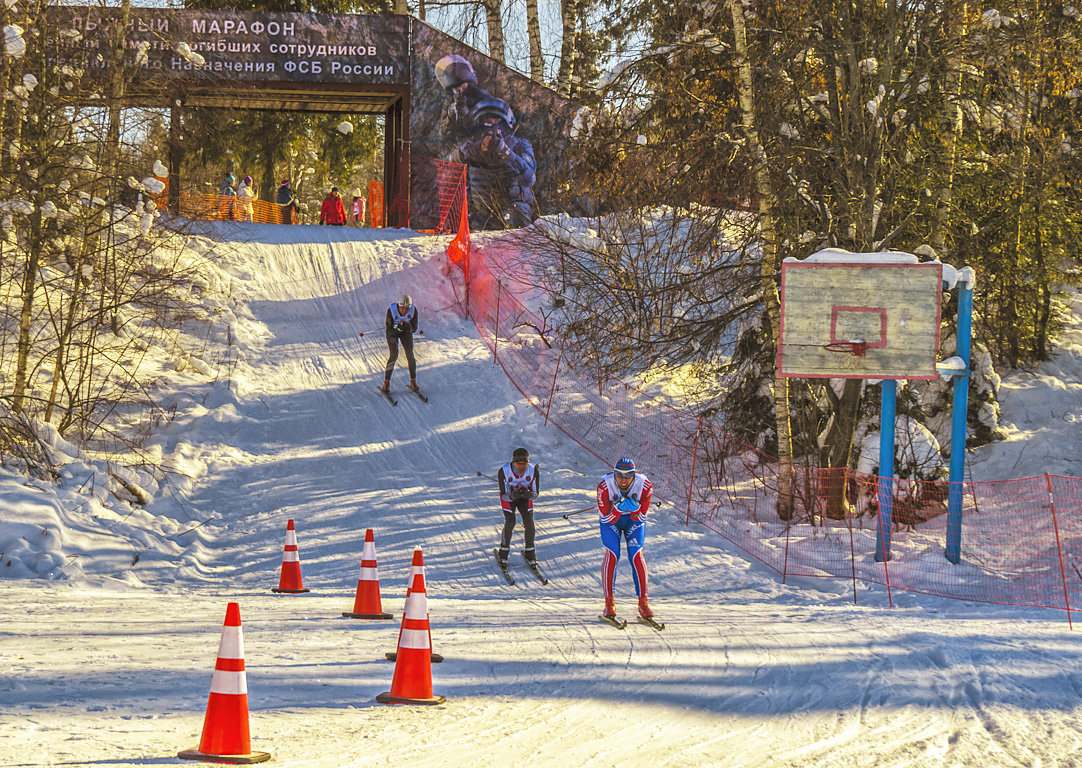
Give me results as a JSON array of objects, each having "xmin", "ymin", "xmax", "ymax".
[
  {"xmin": 493, "ymin": 549, "xmax": 548, "ymax": 586},
  {"xmin": 599, "ymin": 613, "xmax": 666, "ymax": 631},
  {"xmin": 490, "ymin": 551, "xmax": 662, "ymax": 629},
  {"xmin": 378, "ymin": 386, "xmax": 428, "ymax": 406}
]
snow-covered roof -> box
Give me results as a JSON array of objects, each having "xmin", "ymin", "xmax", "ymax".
[
  {"xmin": 787, "ymin": 248, "xmax": 976, "ymax": 289},
  {"xmin": 790, "ymin": 248, "xmax": 919, "ymax": 264}
]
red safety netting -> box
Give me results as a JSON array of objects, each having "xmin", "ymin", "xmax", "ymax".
[
  {"xmin": 445, "ymin": 232, "xmax": 1082, "ymax": 623},
  {"xmin": 409, "ymin": 156, "xmax": 468, "ymax": 235},
  {"xmin": 432, "ymin": 159, "xmax": 468, "ymax": 235}
]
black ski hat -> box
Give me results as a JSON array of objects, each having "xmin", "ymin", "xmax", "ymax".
[{"xmin": 512, "ymin": 447, "xmax": 530, "ymax": 463}]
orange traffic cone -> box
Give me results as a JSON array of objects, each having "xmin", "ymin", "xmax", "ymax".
[
  {"xmin": 272, "ymin": 518, "xmax": 310, "ymax": 593},
  {"xmin": 178, "ymin": 603, "xmax": 270, "ymax": 764},
  {"xmin": 385, "ymin": 546, "xmax": 443, "ymax": 663},
  {"xmin": 342, "ymin": 529, "xmax": 393, "ymax": 619},
  {"xmin": 376, "ymin": 547, "xmax": 445, "ymax": 705}
]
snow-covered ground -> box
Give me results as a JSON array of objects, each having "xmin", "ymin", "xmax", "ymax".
[{"xmin": 4, "ymin": 222, "xmax": 1082, "ymax": 767}]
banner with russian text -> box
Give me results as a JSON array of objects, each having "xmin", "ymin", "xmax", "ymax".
[{"xmin": 46, "ymin": 8, "xmax": 410, "ymax": 85}]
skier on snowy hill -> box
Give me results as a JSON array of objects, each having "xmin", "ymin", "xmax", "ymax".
[
  {"xmin": 497, "ymin": 447, "xmax": 541, "ymax": 567},
  {"xmin": 382, "ymin": 294, "xmax": 420, "ymax": 393},
  {"xmin": 597, "ymin": 457, "xmax": 654, "ymax": 621}
]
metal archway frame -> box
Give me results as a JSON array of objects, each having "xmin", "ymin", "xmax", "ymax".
[{"xmin": 48, "ymin": 7, "xmax": 413, "ymax": 224}]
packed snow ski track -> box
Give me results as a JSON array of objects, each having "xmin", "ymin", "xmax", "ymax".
[{"xmin": 3, "ymin": 224, "xmax": 1082, "ymax": 767}]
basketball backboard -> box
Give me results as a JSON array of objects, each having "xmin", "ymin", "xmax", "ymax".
[{"xmin": 777, "ymin": 259, "xmax": 943, "ymax": 379}]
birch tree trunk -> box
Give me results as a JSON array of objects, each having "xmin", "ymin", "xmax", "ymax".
[
  {"xmin": 931, "ymin": 2, "xmax": 966, "ymax": 256},
  {"xmin": 557, "ymin": 0, "xmax": 580, "ymax": 96},
  {"xmin": 526, "ymin": 0, "xmax": 544, "ymax": 83},
  {"xmin": 89, "ymin": 0, "xmax": 131, "ymax": 335},
  {"xmin": 729, "ymin": 0, "xmax": 793, "ymax": 520},
  {"xmin": 12, "ymin": 206, "xmax": 43, "ymax": 414},
  {"xmin": 0, "ymin": 0, "xmax": 12, "ymax": 158},
  {"xmin": 44, "ymin": 248, "xmax": 89, "ymax": 424},
  {"xmin": 484, "ymin": 0, "xmax": 505, "ymax": 64}
]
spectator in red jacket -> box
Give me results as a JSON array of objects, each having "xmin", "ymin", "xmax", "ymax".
[{"xmin": 319, "ymin": 187, "xmax": 347, "ymax": 225}]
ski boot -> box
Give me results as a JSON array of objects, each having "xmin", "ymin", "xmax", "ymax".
[
  {"xmin": 380, "ymin": 376, "xmax": 390, "ymax": 394},
  {"xmin": 637, "ymin": 595, "xmax": 654, "ymax": 620},
  {"xmin": 496, "ymin": 546, "xmax": 509, "ymax": 568},
  {"xmin": 409, "ymin": 377, "xmax": 420, "ymax": 393},
  {"xmin": 603, "ymin": 596, "xmax": 618, "ymax": 619},
  {"xmin": 524, "ymin": 548, "xmax": 537, "ymax": 567}
]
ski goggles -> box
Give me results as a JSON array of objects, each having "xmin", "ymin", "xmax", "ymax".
[{"xmin": 614, "ymin": 469, "xmax": 635, "ymax": 480}]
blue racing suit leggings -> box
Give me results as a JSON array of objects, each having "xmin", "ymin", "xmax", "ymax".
[{"xmin": 600, "ymin": 515, "xmax": 647, "ymax": 598}]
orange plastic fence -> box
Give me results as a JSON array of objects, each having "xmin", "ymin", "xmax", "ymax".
[
  {"xmin": 155, "ymin": 192, "xmax": 294, "ymax": 224},
  {"xmin": 369, "ymin": 180, "xmax": 384, "ymax": 228},
  {"xmin": 446, "ymin": 234, "xmax": 1082, "ymax": 622},
  {"xmin": 160, "ymin": 158, "xmax": 464, "ymax": 233}
]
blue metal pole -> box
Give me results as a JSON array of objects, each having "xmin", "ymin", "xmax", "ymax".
[
  {"xmin": 945, "ymin": 281, "xmax": 974, "ymax": 564},
  {"xmin": 875, "ymin": 379, "xmax": 897, "ymax": 562}
]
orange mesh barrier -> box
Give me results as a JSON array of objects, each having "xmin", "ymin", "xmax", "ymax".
[
  {"xmin": 369, "ymin": 180, "xmax": 384, "ymax": 228},
  {"xmin": 445, "ymin": 234, "xmax": 1082, "ymax": 623},
  {"xmin": 155, "ymin": 192, "xmax": 293, "ymax": 224}
]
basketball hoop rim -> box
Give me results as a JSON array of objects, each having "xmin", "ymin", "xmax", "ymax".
[{"xmin": 822, "ymin": 340, "xmax": 869, "ymax": 357}]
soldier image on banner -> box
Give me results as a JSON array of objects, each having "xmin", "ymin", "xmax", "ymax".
[
  {"xmin": 436, "ymin": 54, "xmax": 492, "ymax": 151},
  {"xmin": 435, "ymin": 54, "xmax": 538, "ymax": 230}
]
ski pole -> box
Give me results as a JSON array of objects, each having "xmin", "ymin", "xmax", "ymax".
[
  {"xmin": 562, "ymin": 506, "xmax": 595, "ymax": 520},
  {"xmin": 360, "ymin": 328, "xmax": 423, "ymax": 338},
  {"xmin": 561, "ymin": 498, "xmax": 664, "ymax": 520},
  {"xmin": 476, "ymin": 470, "xmax": 498, "ymax": 483}
]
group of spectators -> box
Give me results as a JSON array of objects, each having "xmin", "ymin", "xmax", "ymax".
[
  {"xmin": 217, "ymin": 173, "xmax": 258, "ymax": 222},
  {"xmin": 317, "ymin": 186, "xmax": 367, "ymax": 226},
  {"xmin": 218, "ymin": 172, "xmax": 367, "ymax": 226}
]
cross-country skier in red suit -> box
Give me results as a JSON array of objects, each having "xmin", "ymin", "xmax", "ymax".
[
  {"xmin": 597, "ymin": 457, "xmax": 654, "ymax": 619},
  {"xmin": 497, "ymin": 447, "xmax": 540, "ymax": 567}
]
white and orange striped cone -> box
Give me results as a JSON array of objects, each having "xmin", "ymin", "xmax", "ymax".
[
  {"xmin": 376, "ymin": 548, "xmax": 446, "ymax": 705},
  {"xmin": 342, "ymin": 528, "xmax": 393, "ymax": 620},
  {"xmin": 272, "ymin": 518, "xmax": 310, "ymax": 593},
  {"xmin": 384, "ymin": 546, "xmax": 444, "ymax": 663},
  {"xmin": 178, "ymin": 603, "xmax": 270, "ymax": 764}
]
